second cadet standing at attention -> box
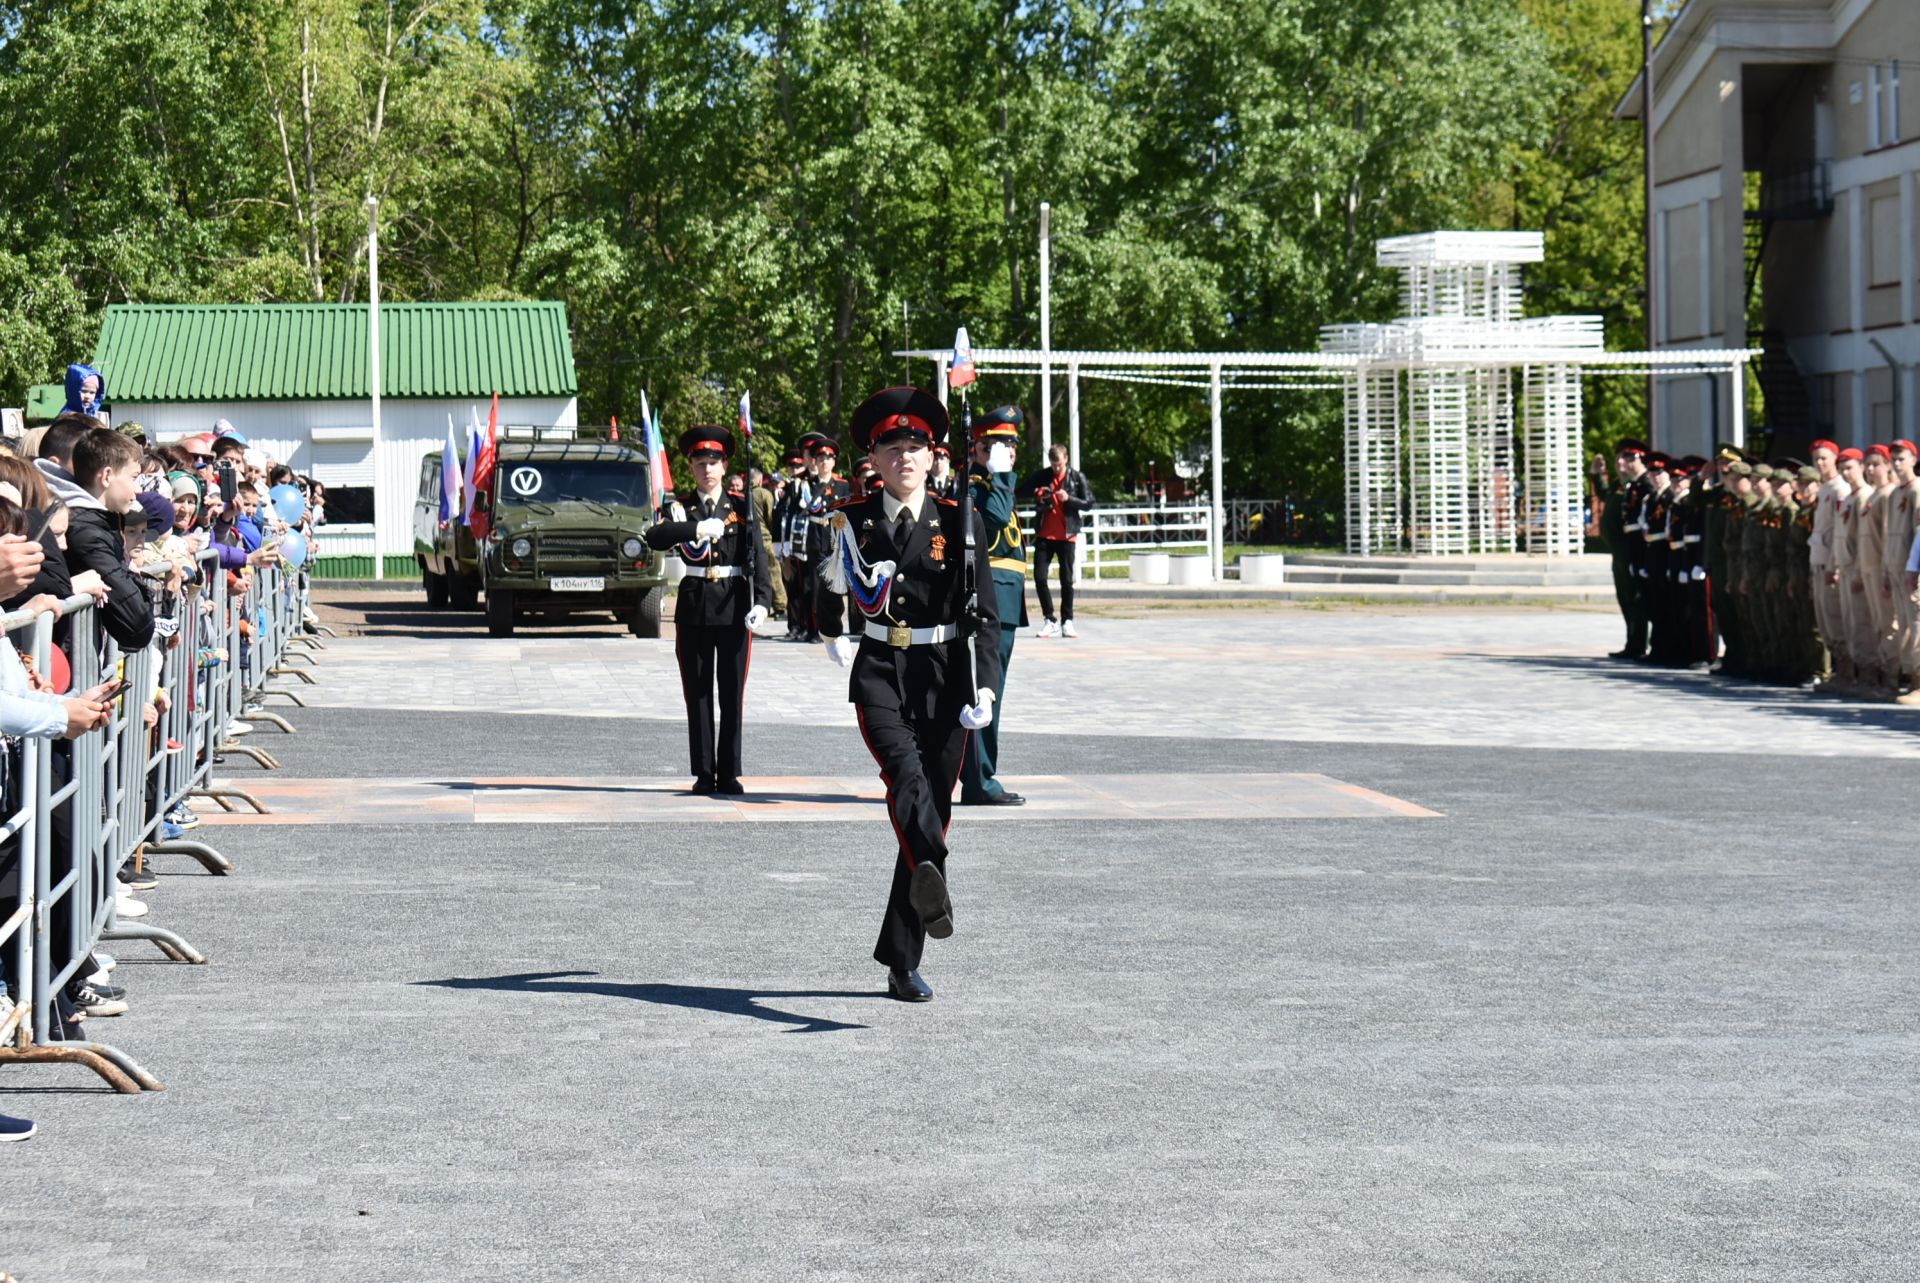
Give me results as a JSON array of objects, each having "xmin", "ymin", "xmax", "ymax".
[
  {"xmin": 959, "ymin": 406, "xmax": 1028, "ymax": 808},
  {"xmin": 644, "ymin": 425, "xmax": 771, "ymax": 795}
]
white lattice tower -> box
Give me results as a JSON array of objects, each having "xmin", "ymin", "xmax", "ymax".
[
  {"xmin": 1343, "ymin": 367, "xmax": 1402, "ymax": 554},
  {"xmin": 1522, "ymin": 364, "xmax": 1585, "ymax": 555},
  {"xmin": 1325, "ymin": 230, "xmax": 1606, "ymax": 557}
]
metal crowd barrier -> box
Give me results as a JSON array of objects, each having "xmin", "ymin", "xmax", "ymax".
[{"xmin": 0, "ymin": 547, "xmax": 324, "ymax": 1093}]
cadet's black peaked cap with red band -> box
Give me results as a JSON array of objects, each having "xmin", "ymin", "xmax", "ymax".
[
  {"xmin": 797, "ymin": 431, "xmax": 835, "ymax": 455},
  {"xmin": 679, "ymin": 425, "xmax": 736, "ymax": 458},
  {"xmin": 972, "ymin": 405, "xmax": 1023, "ymax": 442},
  {"xmin": 850, "ymin": 386, "xmax": 949, "ymax": 453}
]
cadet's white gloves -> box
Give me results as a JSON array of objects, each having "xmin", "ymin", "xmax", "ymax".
[
  {"xmin": 1690, "ymin": 566, "xmax": 1706, "ymax": 582},
  {"xmin": 826, "ymin": 634, "xmax": 859, "ymax": 667},
  {"xmin": 744, "ymin": 605, "xmax": 768, "ymax": 629},
  {"xmin": 694, "ymin": 517, "xmax": 726, "ymax": 542},
  {"xmin": 959, "ymin": 686, "xmax": 996, "ymax": 730},
  {"xmin": 987, "ymin": 443, "xmax": 1015, "ymax": 474}
]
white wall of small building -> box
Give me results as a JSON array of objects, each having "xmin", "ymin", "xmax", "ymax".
[{"xmin": 113, "ymin": 396, "xmax": 578, "ymax": 561}]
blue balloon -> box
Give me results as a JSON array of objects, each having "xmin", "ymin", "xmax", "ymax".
[
  {"xmin": 278, "ymin": 527, "xmax": 308, "ymax": 568},
  {"xmin": 270, "ymin": 483, "xmax": 307, "ymax": 525}
]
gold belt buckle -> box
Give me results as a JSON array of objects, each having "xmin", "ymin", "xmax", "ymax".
[
  {"xmin": 706, "ymin": 566, "xmax": 726, "ymax": 581},
  {"xmin": 886, "ymin": 623, "xmax": 913, "ymax": 648}
]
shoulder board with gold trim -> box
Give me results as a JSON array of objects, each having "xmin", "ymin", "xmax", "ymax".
[
  {"xmin": 935, "ymin": 496, "xmax": 958, "ymax": 508},
  {"xmin": 829, "ymin": 495, "xmax": 867, "ymax": 513}
]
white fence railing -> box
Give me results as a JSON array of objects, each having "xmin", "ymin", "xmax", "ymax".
[
  {"xmin": 0, "ymin": 554, "xmax": 325, "ymax": 1092},
  {"xmin": 1017, "ymin": 503, "xmax": 1216, "ymax": 580}
]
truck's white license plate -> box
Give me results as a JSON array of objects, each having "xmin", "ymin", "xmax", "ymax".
[{"xmin": 550, "ymin": 577, "xmax": 605, "ymax": 592}]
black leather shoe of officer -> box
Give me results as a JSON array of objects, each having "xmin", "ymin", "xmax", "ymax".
[
  {"xmin": 690, "ymin": 775, "xmax": 716, "ymax": 795},
  {"xmin": 908, "ymin": 863, "xmax": 953, "ymax": 939},
  {"xmin": 961, "ymin": 790, "xmax": 1025, "ymax": 806},
  {"xmin": 1608, "ymin": 648, "xmax": 1644, "ymax": 660},
  {"xmin": 887, "ymin": 967, "xmax": 933, "ymax": 1002},
  {"xmin": 716, "ymin": 777, "xmax": 745, "ymax": 795}
]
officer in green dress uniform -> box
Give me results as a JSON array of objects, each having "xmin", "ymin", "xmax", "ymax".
[{"xmin": 959, "ymin": 406, "xmax": 1029, "ymax": 807}]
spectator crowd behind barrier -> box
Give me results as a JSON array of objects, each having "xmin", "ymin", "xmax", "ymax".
[{"xmin": 0, "ymin": 418, "xmax": 329, "ymax": 1124}]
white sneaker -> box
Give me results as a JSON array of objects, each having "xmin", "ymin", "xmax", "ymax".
[
  {"xmin": 243, "ymin": 701, "xmax": 265, "ymax": 715},
  {"xmin": 1036, "ymin": 619, "xmax": 1059, "ymax": 639},
  {"xmin": 71, "ymin": 985, "xmax": 128, "ymax": 1018},
  {"xmin": 1061, "ymin": 619, "xmax": 1078, "ymax": 638},
  {"xmin": 225, "ymin": 719, "xmax": 253, "ymax": 737},
  {"xmin": 114, "ymin": 894, "xmax": 149, "ymax": 920},
  {"xmin": 94, "ymin": 952, "xmax": 116, "ymax": 974}
]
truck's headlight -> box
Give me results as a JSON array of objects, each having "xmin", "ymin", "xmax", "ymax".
[
  {"xmin": 510, "ymin": 537, "xmax": 533, "ymax": 559},
  {"xmin": 621, "ymin": 537, "xmax": 643, "ymax": 559}
]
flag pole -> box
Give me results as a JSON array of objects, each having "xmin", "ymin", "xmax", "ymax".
[
  {"xmin": 949, "ymin": 333, "xmax": 981, "ymax": 696},
  {"xmin": 366, "ymin": 195, "xmax": 384, "ymax": 580},
  {"xmin": 740, "ymin": 391, "xmax": 761, "ymax": 622}
]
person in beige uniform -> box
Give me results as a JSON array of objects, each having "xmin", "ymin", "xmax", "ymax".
[
  {"xmin": 1833, "ymin": 448, "xmax": 1869, "ymax": 690},
  {"xmin": 1808, "ymin": 440, "xmax": 1848, "ymax": 687},
  {"xmin": 1856, "ymin": 445, "xmax": 1894, "ymax": 697},
  {"xmin": 1887, "ymin": 441, "xmax": 1920, "ymax": 702}
]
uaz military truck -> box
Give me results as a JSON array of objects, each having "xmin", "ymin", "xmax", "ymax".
[{"xmin": 413, "ymin": 426, "xmax": 668, "ymax": 638}]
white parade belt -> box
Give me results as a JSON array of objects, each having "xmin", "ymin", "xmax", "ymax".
[
  {"xmin": 693, "ymin": 564, "xmax": 742, "ymax": 580},
  {"xmin": 864, "ymin": 621, "xmax": 958, "ymax": 648}
]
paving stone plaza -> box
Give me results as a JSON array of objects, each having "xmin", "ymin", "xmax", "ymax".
[{"xmin": 7, "ymin": 596, "xmax": 1918, "ymax": 1280}]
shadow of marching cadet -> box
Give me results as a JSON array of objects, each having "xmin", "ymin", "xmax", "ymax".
[{"xmin": 414, "ymin": 970, "xmax": 881, "ymax": 1033}]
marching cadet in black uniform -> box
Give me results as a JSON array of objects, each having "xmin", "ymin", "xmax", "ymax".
[
  {"xmin": 644, "ymin": 425, "xmax": 772, "ymax": 795},
  {"xmin": 825, "ymin": 386, "xmax": 1001, "ymax": 1003},
  {"xmin": 803, "ymin": 433, "xmax": 854, "ymax": 642}
]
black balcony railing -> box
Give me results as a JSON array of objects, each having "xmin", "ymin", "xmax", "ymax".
[{"xmin": 1748, "ymin": 161, "xmax": 1833, "ymax": 221}]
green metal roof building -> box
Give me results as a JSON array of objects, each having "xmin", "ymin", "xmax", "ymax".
[{"xmin": 96, "ymin": 301, "xmax": 580, "ymax": 578}]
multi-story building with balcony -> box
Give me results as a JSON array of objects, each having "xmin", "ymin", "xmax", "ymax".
[{"xmin": 1621, "ymin": 0, "xmax": 1918, "ymax": 456}]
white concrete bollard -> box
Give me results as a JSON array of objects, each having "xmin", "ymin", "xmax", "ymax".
[
  {"xmin": 1168, "ymin": 555, "xmax": 1213, "ymax": 586},
  {"xmin": 1129, "ymin": 552, "xmax": 1171, "ymax": 584},
  {"xmin": 1239, "ymin": 553, "xmax": 1285, "ymax": 585}
]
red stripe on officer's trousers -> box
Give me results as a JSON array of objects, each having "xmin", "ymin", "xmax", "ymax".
[{"xmin": 855, "ymin": 704, "xmax": 917, "ymax": 870}]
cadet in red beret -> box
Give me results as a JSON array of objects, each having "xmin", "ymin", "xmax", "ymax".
[{"xmin": 1887, "ymin": 441, "xmax": 1920, "ymax": 700}]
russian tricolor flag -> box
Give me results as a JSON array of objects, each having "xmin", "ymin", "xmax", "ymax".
[{"xmin": 949, "ymin": 326, "xmax": 976, "ymax": 390}]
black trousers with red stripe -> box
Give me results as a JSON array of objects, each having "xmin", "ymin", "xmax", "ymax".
[
  {"xmin": 674, "ymin": 622, "xmax": 751, "ymax": 782},
  {"xmin": 857, "ymin": 703, "xmax": 968, "ymax": 971}
]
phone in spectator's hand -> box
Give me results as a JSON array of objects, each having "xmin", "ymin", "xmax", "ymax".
[{"xmin": 218, "ymin": 461, "xmax": 238, "ymax": 504}]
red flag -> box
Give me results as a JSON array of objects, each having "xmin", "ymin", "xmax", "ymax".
[{"xmin": 471, "ymin": 392, "xmax": 499, "ymax": 540}]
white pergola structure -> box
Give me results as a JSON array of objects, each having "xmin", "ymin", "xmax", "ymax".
[
  {"xmin": 897, "ymin": 229, "xmax": 1757, "ymax": 578},
  {"xmin": 1322, "ymin": 231, "xmax": 1755, "ymax": 557}
]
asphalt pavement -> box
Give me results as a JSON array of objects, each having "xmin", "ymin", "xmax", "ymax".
[{"xmin": 4, "ymin": 601, "xmax": 1915, "ymax": 1281}]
